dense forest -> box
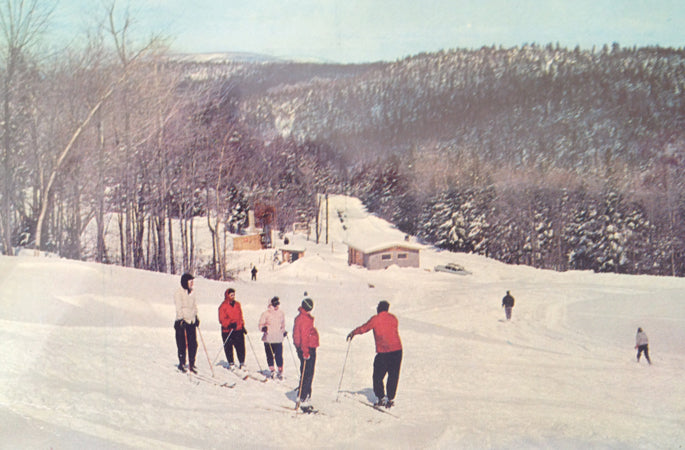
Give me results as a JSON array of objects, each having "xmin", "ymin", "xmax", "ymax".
[{"xmin": 1, "ymin": 2, "xmax": 684, "ymax": 277}]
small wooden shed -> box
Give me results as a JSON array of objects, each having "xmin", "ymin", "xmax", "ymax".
[
  {"xmin": 279, "ymin": 245, "xmax": 306, "ymax": 263},
  {"xmin": 346, "ymin": 241, "xmax": 421, "ymax": 270}
]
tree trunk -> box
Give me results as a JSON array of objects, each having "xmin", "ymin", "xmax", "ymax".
[
  {"xmin": 34, "ymin": 83, "xmax": 119, "ymax": 255},
  {"xmin": 168, "ymin": 213, "xmax": 175, "ymax": 274}
]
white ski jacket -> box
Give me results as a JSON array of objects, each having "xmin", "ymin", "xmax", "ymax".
[
  {"xmin": 258, "ymin": 304, "xmax": 286, "ymax": 343},
  {"xmin": 175, "ymin": 287, "xmax": 198, "ymax": 324},
  {"xmin": 636, "ymin": 331, "xmax": 649, "ymax": 347}
]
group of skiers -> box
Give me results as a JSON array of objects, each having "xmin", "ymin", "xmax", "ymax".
[
  {"xmin": 174, "ymin": 273, "xmax": 403, "ymax": 410},
  {"xmin": 175, "ymin": 274, "xmax": 651, "ymax": 412}
]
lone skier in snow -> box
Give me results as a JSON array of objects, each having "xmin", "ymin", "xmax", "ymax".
[
  {"xmin": 218, "ymin": 288, "xmax": 247, "ymax": 370},
  {"xmin": 174, "ymin": 273, "xmax": 200, "ymax": 373},
  {"xmin": 502, "ymin": 290, "xmax": 515, "ymax": 320},
  {"xmin": 347, "ymin": 300, "xmax": 403, "ymax": 409},
  {"xmin": 635, "ymin": 327, "xmax": 651, "ymax": 365},
  {"xmin": 258, "ymin": 296, "xmax": 287, "ymax": 379},
  {"xmin": 251, "ymin": 266, "xmax": 258, "ymax": 281},
  {"xmin": 293, "ymin": 297, "xmax": 319, "ymax": 411}
]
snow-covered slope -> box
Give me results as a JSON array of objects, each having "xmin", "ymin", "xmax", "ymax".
[{"xmin": 1, "ymin": 195, "xmax": 684, "ymax": 449}]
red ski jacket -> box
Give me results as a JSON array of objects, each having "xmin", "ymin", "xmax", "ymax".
[
  {"xmin": 218, "ymin": 299, "xmax": 245, "ymax": 332},
  {"xmin": 351, "ymin": 311, "xmax": 402, "ymax": 353},
  {"xmin": 293, "ymin": 307, "xmax": 319, "ymax": 359}
]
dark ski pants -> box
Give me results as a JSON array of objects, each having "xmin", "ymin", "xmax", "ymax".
[
  {"xmin": 373, "ymin": 349, "xmax": 402, "ymax": 401},
  {"xmin": 264, "ymin": 342, "xmax": 283, "ymax": 369},
  {"xmin": 175, "ymin": 321, "xmax": 197, "ymax": 367},
  {"xmin": 223, "ymin": 330, "xmax": 246, "ymax": 365},
  {"xmin": 504, "ymin": 306, "xmax": 513, "ymax": 320},
  {"xmin": 637, "ymin": 344, "xmax": 651, "ymax": 364},
  {"xmin": 296, "ymin": 348, "xmax": 316, "ymax": 401}
]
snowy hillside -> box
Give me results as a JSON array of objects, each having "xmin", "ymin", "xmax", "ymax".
[{"xmin": 1, "ymin": 195, "xmax": 684, "ymax": 449}]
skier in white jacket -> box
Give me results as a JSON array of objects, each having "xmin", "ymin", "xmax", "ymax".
[
  {"xmin": 258, "ymin": 296, "xmax": 287, "ymax": 378},
  {"xmin": 635, "ymin": 327, "xmax": 651, "ymax": 365},
  {"xmin": 174, "ymin": 273, "xmax": 199, "ymax": 373}
]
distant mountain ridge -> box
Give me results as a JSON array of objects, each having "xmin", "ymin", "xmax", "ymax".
[
  {"xmin": 170, "ymin": 51, "xmax": 283, "ymax": 63},
  {"xmin": 171, "ymin": 45, "xmax": 685, "ymax": 172}
]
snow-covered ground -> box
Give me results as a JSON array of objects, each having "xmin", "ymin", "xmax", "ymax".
[{"xmin": 1, "ymin": 195, "xmax": 684, "ymax": 449}]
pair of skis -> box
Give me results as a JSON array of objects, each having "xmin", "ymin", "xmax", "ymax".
[
  {"xmin": 226, "ymin": 366, "xmax": 268, "ymax": 383},
  {"xmin": 339, "ymin": 392, "xmax": 399, "ymax": 418},
  {"xmin": 185, "ymin": 369, "xmax": 236, "ymax": 389}
]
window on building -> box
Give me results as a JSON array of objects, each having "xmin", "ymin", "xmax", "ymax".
[
  {"xmin": 381, "ymin": 254, "xmax": 392, "ymax": 260},
  {"xmin": 398, "ymin": 253, "xmax": 408, "ymax": 259}
]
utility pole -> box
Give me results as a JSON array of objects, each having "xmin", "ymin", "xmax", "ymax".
[
  {"xmin": 325, "ymin": 193, "xmax": 329, "ymax": 244},
  {"xmin": 315, "ymin": 194, "xmax": 321, "ymax": 244}
]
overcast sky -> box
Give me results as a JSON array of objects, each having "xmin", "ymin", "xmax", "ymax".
[{"xmin": 53, "ymin": 0, "xmax": 683, "ymax": 63}]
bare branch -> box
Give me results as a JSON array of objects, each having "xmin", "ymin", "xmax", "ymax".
[{"xmin": 0, "ymin": 0, "xmax": 52, "ymax": 56}]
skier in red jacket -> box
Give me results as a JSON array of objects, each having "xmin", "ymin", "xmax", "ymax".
[
  {"xmin": 293, "ymin": 297, "xmax": 319, "ymax": 411},
  {"xmin": 218, "ymin": 288, "xmax": 247, "ymax": 369},
  {"xmin": 347, "ymin": 300, "xmax": 402, "ymax": 408}
]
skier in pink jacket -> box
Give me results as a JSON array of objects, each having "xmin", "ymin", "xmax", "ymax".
[{"xmin": 258, "ymin": 296, "xmax": 287, "ymax": 379}]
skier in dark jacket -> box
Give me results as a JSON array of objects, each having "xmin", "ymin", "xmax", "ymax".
[
  {"xmin": 347, "ymin": 300, "xmax": 403, "ymax": 408},
  {"xmin": 174, "ymin": 273, "xmax": 199, "ymax": 373},
  {"xmin": 502, "ymin": 291, "xmax": 515, "ymax": 320}
]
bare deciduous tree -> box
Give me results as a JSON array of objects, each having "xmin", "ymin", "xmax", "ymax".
[{"xmin": 0, "ymin": 0, "xmax": 51, "ymax": 255}]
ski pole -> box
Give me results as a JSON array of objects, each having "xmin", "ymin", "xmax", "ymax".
[
  {"xmin": 336, "ymin": 339, "xmax": 353, "ymax": 402},
  {"xmin": 295, "ymin": 357, "xmax": 307, "ymax": 411},
  {"xmin": 246, "ymin": 332, "xmax": 264, "ymax": 372},
  {"xmin": 285, "ymin": 335, "xmax": 299, "ymax": 369},
  {"xmin": 197, "ymin": 325, "xmax": 215, "ymax": 378},
  {"xmin": 267, "ymin": 341, "xmax": 275, "ymax": 363},
  {"xmin": 212, "ymin": 329, "xmax": 233, "ymax": 366}
]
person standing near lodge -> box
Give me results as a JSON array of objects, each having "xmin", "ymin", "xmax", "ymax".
[
  {"xmin": 259, "ymin": 296, "xmax": 286, "ymax": 379},
  {"xmin": 293, "ymin": 297, "xmax": 319, "ymax": 411},
  {"xmin": 502, "ymin": 290, "xmax": 515, "ymax": 320},
  {"xmin": 347, "ymin": 300, "xmax": 403, "ymax": 409},
  {"xmin": 635, "ymin": 327, "xmax": 652, "ymax": 365},
  {"xmin": 174, "ymin": 273, "xmax": 200, "ymax": 373},
  {"xmin": 218, "ymin": 288, "xmax": 247, "ymax": 369}
]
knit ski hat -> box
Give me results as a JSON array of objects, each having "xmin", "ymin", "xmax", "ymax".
[
  {"xmin": 377, "ymin": 300, "xmax": 390, "ymax": 313},
  {"xmin": 225, "ymin": 288, "xmax": 235, "ymax": 300},
  {"xmin": 302, "ymin": 298, "xmax": 314, "ymax": 312},
  {"xmin": 180, "ymin": 273, "xmax": 194, "ymax": 292}
]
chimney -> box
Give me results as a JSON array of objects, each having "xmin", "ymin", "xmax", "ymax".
[{"xmin": 246, "ymin": 210, "xmax": 257, "ymax": 234}]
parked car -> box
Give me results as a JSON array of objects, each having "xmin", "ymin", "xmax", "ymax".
[{"xmin": 434, "ymin": 262, "xmax": 470, "ymax": 275}]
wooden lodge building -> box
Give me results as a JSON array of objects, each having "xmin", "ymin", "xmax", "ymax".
[{"xmin": 346, "ymin": 240, "xmax": 422, "ymax": 270}]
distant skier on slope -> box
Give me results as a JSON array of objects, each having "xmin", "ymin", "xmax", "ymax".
[
  {"xmin": 635, "ymin": 327, "xmax": 652, "ymax": 365},
  {"xmin": 219, "ymin": 288, "xmax": 247, "ymax": 369},
  {"xmin": 258, "ymin": 296, "xmax": 286, "ymax": 379},
  {"xmin": 251, "ymin": 266, "xmax": 258, "ymax": 281},
  {"xmin": 293, "ymin": 297, "xmax": 319, "ymax": 412},
  {"xmin": 347, "ymin": 300, "xmax": 403, "ymax": 408},
  {"xmin": 174, "ymin": 273, "xmax": 200, "ymax": 373},
  {"xmin": 502, "ymin": 290, "xmax": 515, "ymax": 320}
]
